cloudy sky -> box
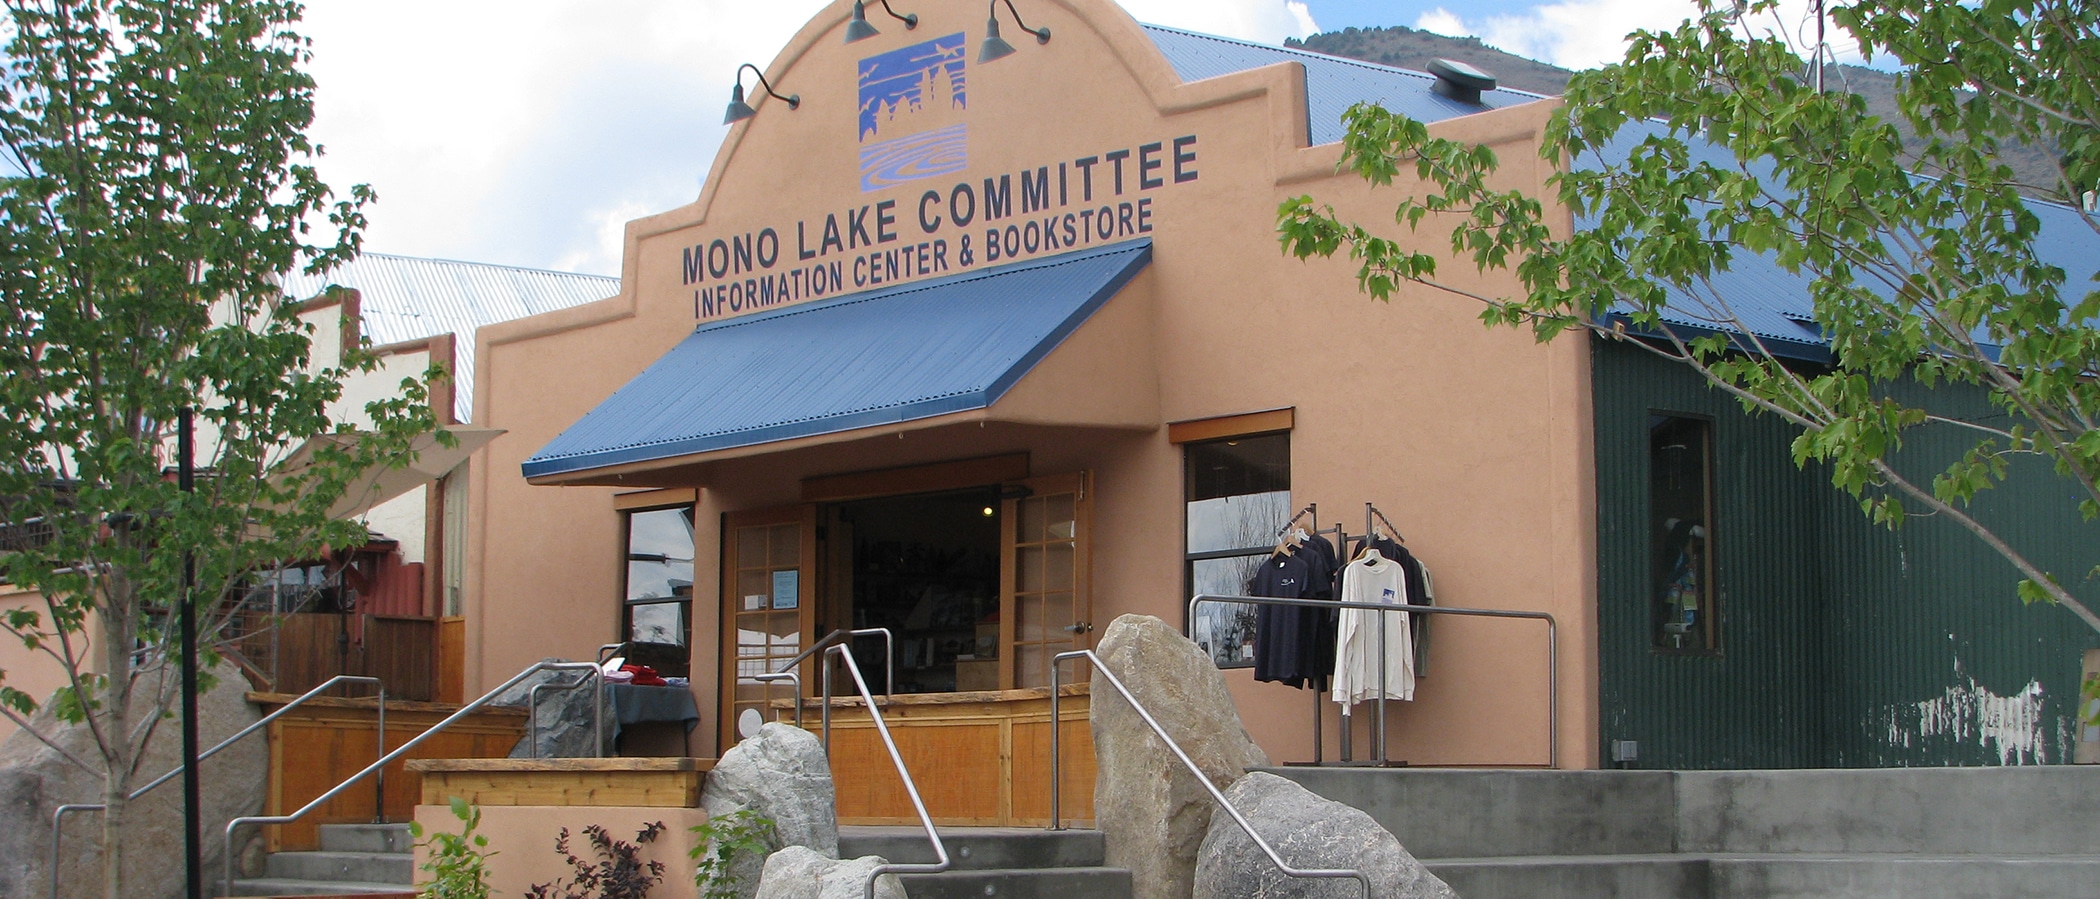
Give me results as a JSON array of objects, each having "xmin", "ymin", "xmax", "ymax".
[{"xmin": 299, "ymin": 0, "xmax": 1858, "ymax": 276}]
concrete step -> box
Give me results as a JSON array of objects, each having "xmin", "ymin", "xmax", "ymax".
[
  {"xmin": 221, "ymin": 876, "xmax": 416, "ymax": 897},
  {"xmin": 317, "ymin": 823, "xmax": 415, "ymax": 855},
  {"xmin": 1427, "ymin": 853, "xmax": 1715, "ymax": 899},
  {"xmin": 1426, "ymin": 853, "xmax": 2100, "ymax": 899},
  {"xmin": 263, "ymin": 850, "xmax": 413, "ymax": 885},
  {"xmin": 839, "ymin": 826, "xmax": 1105, "ymax": 870},
  {"xmin": 1266, "ymin": 766, "xmax": 2100, "ymax": 860},
  {"xmin": 1705, "ymin": 853, "xmax": 2100, "ymax": 899},
  {"xmin": 893, "ymin": 866, "xmax": 1133, "ymax": 899},
  {"xmin": 1266, "ymin": 767, "xmax": 1678, "ymax": 859}
]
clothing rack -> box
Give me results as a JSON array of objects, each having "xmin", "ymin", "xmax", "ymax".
[
  {"xmin": 1267, "ymin": 501, "xmax": 1417, "ymax": 767},
  {"xmin": 1337, "ymin": 502, "xmax": 1413, "ymax": 765},
  {"xmin": 1365, "ymin": 502, "xmax": 1404, "ymax": 545}
]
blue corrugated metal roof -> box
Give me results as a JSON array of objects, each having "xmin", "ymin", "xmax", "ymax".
[
  {"xmin": 522, "ymin": 240, "xmax": 1154, "ymax": 479},
  {"xmin": 1142, "ymin": 24, "xmax": 1545, "ymax": 145},
  {"xmin": 1575, "ymin": 121, "xmax": 2100, "ymax": 362},
  {"xmin": 283, "ymin": 254, "xmax": 619, "ymax": 420}
]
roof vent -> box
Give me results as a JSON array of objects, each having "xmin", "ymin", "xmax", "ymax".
[{"xmin": 1428, "ymin": 58, "xmax": 1497, "ymax": 104}]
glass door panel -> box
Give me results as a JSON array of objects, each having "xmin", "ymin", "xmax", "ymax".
[
  {"xmin": 720, "ymin": 505, "xmax": 816, "ymax": 749},
  {"xmin": 1001, "ymin": 473, "xmax": 1091, "ymax": 689}
]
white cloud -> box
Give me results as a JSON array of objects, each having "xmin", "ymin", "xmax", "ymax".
[
  {"xmin": 1414, "ymin": 7, "xmax": 1469, "ymax": 39},
  {"xmin": 1112, "ymin": 0, "xmax": 1318, "ymax": 43},
  {"xmin": 1412, "ymin": 0, "xmax": 1867, "ymax": 72},
  {"xmin": 302, "ymin": 0, "xmax": 831, "ymax": 276},
  {"xmin": 298, "ymin": 1, "xmax": 1323, "ymax": 277}
]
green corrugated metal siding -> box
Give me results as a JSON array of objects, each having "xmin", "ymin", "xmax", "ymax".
[
  {"xmin": 1594, "ymin": 338, "xmax": 2098, "ymax": 768},
  {"xmin": 1813, "ymin": 377, "xmax": 2094, "ymax": 766},
  {"xmin": 1594, "ymin": 339, "xmax": 1831, "ymax": 769}
]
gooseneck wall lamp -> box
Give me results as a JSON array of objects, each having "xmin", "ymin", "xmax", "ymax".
[
  {"xmin": 845, "ymin": 0, "xmax": 918, "ymax": 43},
  {"xmin": 979, "ymin": 0, "xmax": 1050, "ymax": 64},
  {"xmin": 723, "ymin": 63, "xmax": 799, "ymax": 124}
]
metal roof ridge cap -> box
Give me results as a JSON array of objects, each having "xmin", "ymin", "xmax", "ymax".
[
  {"xmin": 1140, "ymin": 22, "xmax": 1552, "ymax": 101},
  {"xmin": 688, "ymin": 237, "xmax": 1154, "ymax": 335}
]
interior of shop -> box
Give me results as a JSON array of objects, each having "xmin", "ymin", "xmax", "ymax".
[{"xmin": 833, "ymin": 488, "xmax": 1003, "ymax": 694}]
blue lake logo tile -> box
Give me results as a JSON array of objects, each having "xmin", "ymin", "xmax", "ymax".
[{"xmin": 858, "ymin": 33, "xmax": 968, "ymax": 192}]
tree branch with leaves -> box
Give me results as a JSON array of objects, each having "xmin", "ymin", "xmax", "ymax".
[
  {"xmin": 0, "ymin": 1, "xmax": 442, "ymax": 895},
  {"xmin": 1278, "ymin": 0, "xmax": 2100, "ymax": 634}
]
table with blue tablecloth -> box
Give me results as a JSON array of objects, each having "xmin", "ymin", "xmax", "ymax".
[{"xmin": 607, "ymin": 683, "xmax": 701, "ymax": 755}]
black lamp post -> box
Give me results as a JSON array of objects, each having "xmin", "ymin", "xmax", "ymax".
[{"xmin": 179, "ymin": 406, "xmax": 201, "ymax": 899}]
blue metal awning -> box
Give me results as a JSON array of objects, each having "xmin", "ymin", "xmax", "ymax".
[{"xmin": 523, "ymin": 239, "xmax": 1153, "ymax": 480}]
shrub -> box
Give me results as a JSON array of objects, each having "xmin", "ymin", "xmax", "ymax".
[
  {"xmin": 414, "ymin": 797, "xmax": 496, "ymax": 899},
  {"xmin": 690, "ymin": 810, "xmax": 780, "ymax": 899},
  {"xmin": 524, "ymin": 821, "xmax": 668, "ymax": 899}
]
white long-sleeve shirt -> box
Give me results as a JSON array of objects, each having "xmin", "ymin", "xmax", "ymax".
[{"xmin": 1332, "ymin": 550, "xmax": 1415, "ymax": 709}]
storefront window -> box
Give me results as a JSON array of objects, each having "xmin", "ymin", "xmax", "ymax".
[
  {"xmin": 1184, "ymin": 434, "xmax": 1290, "ymax": 667},
  {"xmin": 1649, "ymin": 415, "xmax": 1716, "ymax": 653},
  {"xmin": 623, "ymin": 505, "xmax": 695, "ymax": 676}
]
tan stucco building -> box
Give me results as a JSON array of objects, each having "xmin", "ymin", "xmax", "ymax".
[{"xmin": 463, "ymin": 0, "xmax": 1590, "ymax": 800}]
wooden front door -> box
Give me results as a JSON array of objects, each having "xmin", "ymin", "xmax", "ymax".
[
  {"xmin": 719, "ymin": 504, "xmax": 818, "ymax": 750},
  {"xmin": 1000, "ymin": 472, "xmax": 1094, "ymax": 690}
]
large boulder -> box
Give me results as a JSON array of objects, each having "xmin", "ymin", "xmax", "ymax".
[
  {"xmin": 702, "ymin": 723, "xmax": 840, "ymax": 899},
  {"xmin": 1091, "ymin": 614, "xmax": 1270, "ymax": 899},
  {"xmin": 0, "ymin": 663, "xmax": 267, "ymax": 899},
  {"xmin": 493, "ymin": 659, "xmax": 614, "ymax": 758},
  {"xmin": 1194, "ymin": 772, "xmax": 1456, "ymax": 899},
  {"xmin": 753, "ymin": 846, "xmax": 908, "ymax": 899}
]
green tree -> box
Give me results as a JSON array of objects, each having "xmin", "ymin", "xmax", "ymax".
[
  {"xmin": 1278, "ymin": 0, "xmax": 2100, "ymax": 634},
  {"xmin": 0, "ymin": 1, "xmax": 439, "ymax": 894}
]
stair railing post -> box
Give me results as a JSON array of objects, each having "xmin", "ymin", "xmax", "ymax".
[
  {"xmin": 1064, "ymin": 647, "xmax": 1370, "ymax": 898},
  {"xmin": 222, "ymin": 660, "xmax": 599, "ymax": 897},
  {"xmin": 1049, "ymin": 658, "xmax": 1065, "ymax": 831},
  {"xmin": 374, "ymin": 686, "xmax": 387, "ymax": 823}
]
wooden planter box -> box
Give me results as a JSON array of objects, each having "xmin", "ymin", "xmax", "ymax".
[
  {"xmin": 406, "ymin": 757, "xmax": 713, "ymax": 808},
  {"xmin": 779, "ymin": 684, "xmax": 1095, "ymax": 827}
]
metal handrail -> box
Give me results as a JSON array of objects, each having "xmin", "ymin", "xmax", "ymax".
[
  {"xmin": 221, "ymin": 659, "xmax": 604, "ymax": 897},
  {"xmin": 49, "ymin": 674, "xmax": 384, "ymax": 899},
  {"xmin": 752, "ymin": 627, "xmax": 893, "ymax": 743},
  {"xmin": 821, "ymin": 642, "xmax": 948, "ymax": 899},
  {"xmin": 1050, "ymin": 649, "xmax": 1371, "ymax": 898},
  {"xmin": 1188, "ymin": 593, "xmax": 1559, "ymax": 768},
  {"xmin": 751, "ymin": 671, "xmax": 803, "ymax": 728}
]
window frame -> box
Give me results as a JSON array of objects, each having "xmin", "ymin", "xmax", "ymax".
[
  {"xmin": 620, "ymin": 503, "xmax": 697, "ymax": 677},
  {"xmin": 1646, "ymin": 411, "xmax": 1719, "ymax": 656},
  {"xmin": 1180, "ymin": 429, "xmax": 1292, "ymax": 669}
]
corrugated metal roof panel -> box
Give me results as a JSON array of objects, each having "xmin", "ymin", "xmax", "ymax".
[
  {"xmin": 522, "ymin": 239, "xmax": 1154, "ymax": 479},
  {"xmin": 282, "ymin": 254, "xmax": 619, "ymax": 420},
  {"xmin": 1576, "ymin": 121, "xmax": 2100, "ymax": 362},
  {"xmin": 1141, "ymin": 25, "xmax": 1546, "ymax": 145}
]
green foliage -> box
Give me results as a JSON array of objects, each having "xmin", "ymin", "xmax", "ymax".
[
  {"xmin": 689, "ymin": 810, "xmax": 779, "ymax": 899},
  {"xmin": 0, "ymin": 2, "xmax": 443, "ymax": 893},
  {"xmin": 0, "ymin": 0, "xmax": 443, "ymax": 717},
  {"xmin": 525, "ymin": 821, "xmax": 667, "ymax": 899},
  {"xmin": 414, "ymin": 797, "xmax": 496, "ymax": 899},
  {"xmin": 1279, "ymin": 0, "xmax": 2100, "ymax": 634},
  {"xmin": 2080, "ymin": 669, "xmax": 2100, "ymax": 726}
]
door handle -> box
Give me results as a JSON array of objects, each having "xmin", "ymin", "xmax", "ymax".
[{"xmin": 1063, "ymin": 622, "xmax": 1094, "ymax": 634}]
